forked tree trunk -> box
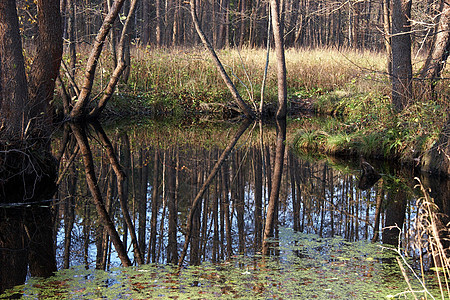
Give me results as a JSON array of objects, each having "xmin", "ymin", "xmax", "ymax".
[{"xmin": 70, "ymin": 123, "xmax": 132, "ymax": 267}]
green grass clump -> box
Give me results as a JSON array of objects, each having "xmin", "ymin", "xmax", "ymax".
[{"xmin": 293, "ymin": 88, "xmax": 445, "ymax": 163}]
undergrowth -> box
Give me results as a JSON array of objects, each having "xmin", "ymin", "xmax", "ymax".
[
  {"xmin": 294, "ymin": 89, "xmax": 446, "ymax": 163},
  {"xmin": 60, "ymin": 46, "xmax": 388, "ymax": 116}
]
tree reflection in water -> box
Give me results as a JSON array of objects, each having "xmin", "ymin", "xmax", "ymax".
[
  {"xmin": 53, "ymin": 120, "xmax": 448, "ymax": 269},
  {"xmin": 2, "ymin": 119, "xmax": 450, "ymax": 294}
]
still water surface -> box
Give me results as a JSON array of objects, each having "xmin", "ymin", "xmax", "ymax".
[{"xmin": 1, "ymin": 118, "xmax": 448, "ymax": 298}]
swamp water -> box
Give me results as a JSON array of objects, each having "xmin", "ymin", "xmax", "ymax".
[{"xmin": 1, "ymin": 118, "xmax": 448, "ymax": 299}]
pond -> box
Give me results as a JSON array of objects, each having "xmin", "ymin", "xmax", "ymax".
[{"xmin": 0, "ymin": 117, "xmax": 448, "ymax": 299}]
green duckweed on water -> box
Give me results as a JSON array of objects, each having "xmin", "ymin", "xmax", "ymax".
[{"xmin": 2, "ymin": 228, "xmax": 441, "ymax": 299}]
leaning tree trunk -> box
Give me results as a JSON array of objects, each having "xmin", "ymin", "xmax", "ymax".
[
  {"xmin": 421, "ymin": 0, "xmax": 450, "ymax": 94},
  {"xmin": 391, "ymin": 0, "xmax": 412, "ymax": 112},
  {"xmin": 189, "ymin": 0, "xmax": 255, "ymax": 119}
]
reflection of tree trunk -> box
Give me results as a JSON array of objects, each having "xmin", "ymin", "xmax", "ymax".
[
  {"xmin": 178, "ymin": 120, "xmax": 251, "ymax": 266},
  {"xmin": 254, "ymin": 147, "xmax": 263, "ymax": 249},
  {"xmin": 328, "ymin": 167, "xmax": 334, "ymax": 237},
  {"xmin": 0, "ymin": 209, "xmax": 27, "ymax": 295},
  {"xmin": 262, "ymin": 119, "xmax": 286, "ymax": 255},
  {"xmin": 93, "ymin": 122, "xmax": 144, "ymax": 265},
  {"xmin": 382, "ymin": 189, "xmax": 407, "ymax": 246},
  {"xmin": 70, "ymin": 123, "xmax": 131, "ymax": 267},
  {"xmin": 0, "ymin": 205, "xmax": 57, "ymax": 294},
  {"xmin": 219, "ymin": 169, "xmax": 225, "ymax": 260},
  {"xmin": 233, "ymin": 152, "xmax": 245, "ymax": 254},
  {"xmin": 157, "ymin": 152, "xmax": 167, "ymax": 262},
  {"xmin": 190, "ymin": 171, "xmax": 202, "ymax": 266},
  {"xmin": 420, "ymin": 174, "xmax": 450, "ymax": 264},
  {"xmin": 372, "ymin": 180, "xmax": 384, "ymax": 243},
  {"xmin": 63, "ymin": 158, "xmax": 77, "ymax": 269},
  {"xmin": 222, "ymin": 163, "xmax": 233, "ymax": 258},
  {"xmin": 137, "ymin": 148, "xmax": 148, "ymax": 258},
  {"xmin": 167, "ymin": 148, "xmax": 178, "ymax": 264},
  {"xmin": 422, "ymin": 118, "xmax": 450, "ymax": 176},
  {"xmin": 83, "ymin": 204, "xmax": 90, "ymax": 268},
  {"xmin": 148, "ymin": 148, "xmax": 159, "ymax": 264},
  {"xmin": 213, "ymin": 157, "xmax": 219, "ymax": 262},
  {"xmin": 27, "ymin": 206, "xmax": 57, "ymax": 277}
]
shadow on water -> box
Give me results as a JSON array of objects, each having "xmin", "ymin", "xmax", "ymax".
[{"xmin": 1, "ymin": 118, "xmax": 450, "ymax": 297}]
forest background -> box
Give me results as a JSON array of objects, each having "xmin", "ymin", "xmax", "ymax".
[{"xmin": 1, "ymin": 0, "xmax": 450, "ymax": 296}]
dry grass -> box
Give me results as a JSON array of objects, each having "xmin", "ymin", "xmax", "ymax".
[{"xmin": 126, "ymin": 46, "xmax": 389, "ymax": 103}]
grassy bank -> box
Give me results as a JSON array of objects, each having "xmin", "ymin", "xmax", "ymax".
[
  {"xmin": 294, "ymin": 92, "xmax": 446, "ymax": 163},
  {"xmin": 103, "ymin": 47, "xmax": 388, "ymax": 115},
  {"xmin": 65, "ymin": 46, "xmax": 448, "ymax": 163}
]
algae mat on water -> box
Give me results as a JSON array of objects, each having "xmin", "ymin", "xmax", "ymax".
[{"xmin": 2, "ymin": 228, "xmax": 440, "ymax": 299}]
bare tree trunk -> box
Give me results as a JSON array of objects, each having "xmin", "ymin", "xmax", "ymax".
[
  {"xmin": 382, "ymin": 0, "xmax": 392, "ymax": 75},
  {"xmin": 421, "ymin": 0, "xmax": 450, "ymax": 93},
  {"xmin": 27, "ymin": 0, "xmax": 63, "ymax": 138},
  {"xmin": 269, "ymin": 0, "xmax": 287, "ymax": 119},
  {"xmin": 391, "ymin": 0, "xmax": 412, "ymax": 111},
  {"xmin": 70, "ymin": 0, "xmax": 126, "ymax": 119},
  {"xmin": 89, "ymin": 0, "xmax": 138, "ymax": 118},
  {"xmin": 189, "ymin": 0, "xmax": 255, "ymax": 119},
  {"xmin": 156, "ymin": 0, "xmax": 162, "ymax": 46}
]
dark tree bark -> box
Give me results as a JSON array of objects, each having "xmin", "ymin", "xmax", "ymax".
[
  {"xmin": 148, "ymin": 148, "xmax": 159, "ymax": 264},
  {"xmin": 167, "ymin": 148, "xmax": 178, "ymax": 265},
  {"xmin": 28, "ymin": 0, "xmax": 63, "ymax": 137},
  {"xmin": 0, "ymin": 0, "xmax": 28, "ymax": 139},
  {"xmin": 391, "ymin": 0, "xmax": 412, "ymax": 111}
]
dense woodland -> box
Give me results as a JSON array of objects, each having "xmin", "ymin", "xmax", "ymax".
[
  {"xmin": 14, "ymin": 0, "xmax": 437, "ymax": 51},
  {"xmin": 2, "ymin": 0, "xmax": 450, "ymax": 296}
]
